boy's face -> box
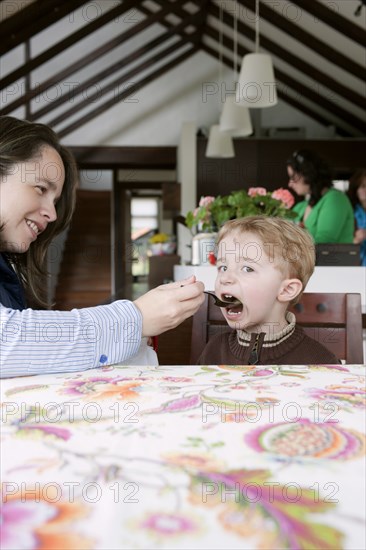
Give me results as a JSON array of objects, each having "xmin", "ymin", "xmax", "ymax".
[{"xmin": 215, "ymin": 231, "xmax": 290, "ymax": 333}]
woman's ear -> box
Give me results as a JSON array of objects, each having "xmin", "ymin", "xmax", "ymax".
[{"xmin": 278, "ymin": 279, "xmax": 303, "ymax": 304}]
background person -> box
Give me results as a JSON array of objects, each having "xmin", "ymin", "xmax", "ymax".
[
  {"xmin": 347, "ymin": 168, "xmax": 366, "ymax": 266},
  {"xmin": 198, "ymin": 216, "xmax": 339, "ymax": 365},
  {"xmin": 0, "ymin": 116, "xmax": 204, "ymax": 378},
  {"xmin": 286, "ymin": 149, "xmax": 354, "ymax": 243}
]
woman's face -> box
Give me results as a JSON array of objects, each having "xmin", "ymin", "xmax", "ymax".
[
  {"xmin": 0, "ymin": 146, "xmax": 65, "ymax": 253},
  {"xmin": 356, "ymin": 177, "xmax": 366, "ymax": 204},
  {"xmin": 287, "ymin": 166, "xmax": 310, "ymax": 197}
]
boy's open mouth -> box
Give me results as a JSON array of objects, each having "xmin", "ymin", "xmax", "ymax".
[{"xmin": 221, "ymin": 294, "xmax": 243, "ymax": 315}]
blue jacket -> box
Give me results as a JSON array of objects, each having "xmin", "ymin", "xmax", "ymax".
[
  {"xmin": 354, "ymin": 204, "xmax": 366, "ymax": 266},
  {"xmin": 0, "ymin": 253, "xmax": 26, "ymax": 310}
]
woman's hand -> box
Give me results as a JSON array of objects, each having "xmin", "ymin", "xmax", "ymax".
[
  {"xmin": 354, "ymin": 228, "xmax": 366, "ymax": 244},
  {"xmin": 134, "ymin": 276, "xmax": 205, "ymax": 337}
]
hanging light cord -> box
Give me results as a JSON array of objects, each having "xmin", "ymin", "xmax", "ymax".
[
  {"xmin": 233, "ymin": 1, "xmax": 238, "ymax": 80},
  {"xmin": 255, "ymin": 0, "xmax": 260, "ymax": 53},
  {"xmin": 219, "ymin": 2, "xmax": 223, "ymax": 86}
]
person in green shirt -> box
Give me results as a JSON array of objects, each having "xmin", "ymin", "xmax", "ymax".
[{"xmin": 286, "ymin": 150, "xmax": 354, "ymax": 243}]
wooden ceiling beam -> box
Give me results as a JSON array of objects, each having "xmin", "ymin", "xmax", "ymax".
[
  {"xmin": 0, "ymin": 1, "xmax": 179, "ymax": 116},
  {"xmin": 0, "ymin": 0, "xmax": 86, "ymax": 55},
  {"xmin": 236, "ymin": 0, "xmax": 364, "ymax": 80},
  {"xmin": 291, "ymin": 0, "xmax": 366, "ymax": 46},
  {"xmin": 208, "ymin": 2, "xmax": 365, "ymax": 111},
  {"xmin": 69, "ymin": 146, "xmax": 176, "ymax": 170},
  {"xmin": 57, "ymin": 41, "xmax": 199, "ymax": 138},
  {"xmin": 152, "ymin": 0, "xmax": 210, "ymax": 47},
  {"xmin": 31, "ymin": 9, "xmax": 203, "ymax": 119},
  {"xmin": 0, "ymin": 0, "xmax": 145, "ymax": 91}
]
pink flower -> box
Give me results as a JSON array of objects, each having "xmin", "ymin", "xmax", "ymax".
[
  {"xmin": 199, "ymin": 196, "xmax": 215, "ymax": 207},
  {"xmin": 248, "ymin": 187, "xmax": 267, "ymax": 197},
  {"xmin": 0, "ymin": 499, "xmax": 56, "ymax": 549},
  {"xmin": 271, "ymin": 188, "xmax": 295, "ymax": 209}
]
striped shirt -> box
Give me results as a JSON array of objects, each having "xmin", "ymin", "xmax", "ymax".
[{"xmin": 0, "ymin": 300, "xmax": 142, "ymax": 378}]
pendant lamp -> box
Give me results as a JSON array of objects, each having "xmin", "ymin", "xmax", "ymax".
[
  {"xmin": 220, "ymin": 8, "xmax": 252, "ymax": 136},
  {"xmin": 220, "ymin": 5, "xmax": 253, "ymax": 137},
  {"xmin": 206, "ymin": 4, "xmax": 234, "ymax": 158},
  {"xmin": 206, "ymin": 124, "xmax": 235, "ymax": 158},
  {"xmin": 236, "ymin": 0, "xmax": 277, "ymax": 108},
  {"xmin": 220, "ymin": 95, "xmax": 253, "ymax": 136}
]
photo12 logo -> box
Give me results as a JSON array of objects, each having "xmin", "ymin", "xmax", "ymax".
[
  {"xmin": 202, "ymin": 401, "xmax": 339, "ymax": 424},
  {"xmin": 2, "ymin": 481, "xmax": 139, "ymax": 504}
]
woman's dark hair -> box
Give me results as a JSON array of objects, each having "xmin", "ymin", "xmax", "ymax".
[
  {"xmin": 286, "ymin": 149, "xmax": 333, "ymax": 207},
  {"xmin": 347, "ymin": 168, "xmax": 366, "ymax": 208},
  {"xmin": 0, "ymin": 116, "xmax": 78, "ymax": 307}
]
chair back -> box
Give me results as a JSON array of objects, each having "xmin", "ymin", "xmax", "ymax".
[
  {"xmin": 289, "ymin": 293, "xmax": 363, "ymax": 364},
  {"xmin": 190, "ymin": 293, "xmax": 364, "ymax": 364}
]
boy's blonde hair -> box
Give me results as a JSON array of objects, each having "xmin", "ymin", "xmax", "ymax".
[{"xmin": 217, "ymin": 216, "xmax": 315, "ymax": 301}]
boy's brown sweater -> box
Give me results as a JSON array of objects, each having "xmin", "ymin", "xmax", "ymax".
[{"xmin": 197, "ymin": 313, "xmax": 340, "ymax": 365}]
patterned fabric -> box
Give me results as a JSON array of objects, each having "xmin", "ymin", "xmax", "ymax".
[{"xmin": 1, "ymin": 363, "xmax": 365, "ymax": 549}]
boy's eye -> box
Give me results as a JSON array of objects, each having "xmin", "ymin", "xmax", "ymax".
[
  {"xmin": 242, "ymin": 265, "xmax": 254, "ymax": 273},
  {"xmin": 217, "ymin": 265, "xmax": 227, "ymax": 272},
  {"xmin": 35, "ymin": 185, "xmax": 46, "ymax": 194}
]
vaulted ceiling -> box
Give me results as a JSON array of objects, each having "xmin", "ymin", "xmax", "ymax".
[{"xmin": 1, "ymin": 0, "xmax": 365, "ymax": 138}]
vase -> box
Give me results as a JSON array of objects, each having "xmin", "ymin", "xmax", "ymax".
[
  {"xmin": 191, "ymin": 232, "xmax": 217, "ymax": 266},
  {"xmin": 149, "ymin": 242, "xmax": 176, "ymax": 256}
]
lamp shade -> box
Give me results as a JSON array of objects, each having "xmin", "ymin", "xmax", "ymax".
[
  {"xmin": 205, "ymin": 125, "xmax": 235, "ymax": 158},
  {"xmin": 236, "ymin": 53, "xmax": 278, "ymax": 108},
  {"xmin": 220, "ymin": 95, "xmax": 253, "ymax": 136}
]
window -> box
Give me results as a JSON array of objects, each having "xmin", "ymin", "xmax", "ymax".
[{"xmin": 131, "ymin": 198, "xmax": 159, "ymax": 277}]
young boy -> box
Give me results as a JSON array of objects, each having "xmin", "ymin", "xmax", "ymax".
[{"xmin": 198, "ymin": 216, "xmax": 339, "ymax": 365}]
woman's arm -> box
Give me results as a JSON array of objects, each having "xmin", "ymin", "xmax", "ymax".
[
  {"xmin": 0, "ymin": 300, "xmax": 142, "ymax": 378},
  {"xmin": 0, "ymin": 276, "xmax": 204, "ymax": 378}
]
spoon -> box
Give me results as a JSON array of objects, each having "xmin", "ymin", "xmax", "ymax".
[{"xmin": 204, "ymin": 291, "xmax": 242, "ymax": 308}]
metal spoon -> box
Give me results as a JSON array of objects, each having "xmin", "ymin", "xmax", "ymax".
[{"xmin": 204, "ymin": 291, "xmax": 242, "ymax": 308}]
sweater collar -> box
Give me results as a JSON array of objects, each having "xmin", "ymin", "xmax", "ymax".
[{"xmin": 236, "ymin": 311, "xmax": 296, "ymax": 347}]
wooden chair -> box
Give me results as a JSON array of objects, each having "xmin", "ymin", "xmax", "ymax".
[{"xmin": 190, "ymin": 293, "xmax": 364, "ymax": 364}]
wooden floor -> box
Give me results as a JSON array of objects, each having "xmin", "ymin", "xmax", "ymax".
[{"xmin": 54, "ymin": 189, "xmax": 192, "ymax": 364}]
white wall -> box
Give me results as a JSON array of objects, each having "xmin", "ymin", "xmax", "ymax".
[{"xmin": 177, "ymin": 121, "xmax": 197, "ymax": 265}]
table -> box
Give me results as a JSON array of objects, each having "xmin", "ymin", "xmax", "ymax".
[{"xmin": 1, "ymin": 364, "xmax": 365, "ymax": 549}]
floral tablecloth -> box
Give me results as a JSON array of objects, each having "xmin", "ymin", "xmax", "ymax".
[{"xmin": 1, "ymin": 364, "xmax": 365, "ymax": 550}]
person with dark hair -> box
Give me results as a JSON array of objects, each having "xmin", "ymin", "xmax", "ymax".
[
  {"xmin": 286, "ymin": 149, "xmax": 354, "ymax": 243},
  {"xmin": 0, "ymin": 116, "xmax": 204, "ymax": 377},
  {"xmin": 347, "ymin": 168, "xmax": 366, "ymax": 266}
]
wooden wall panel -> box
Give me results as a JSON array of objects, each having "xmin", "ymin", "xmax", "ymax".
[{"xmin": 197, "ymin": 138, "xmax": 366, "ymax": 195}]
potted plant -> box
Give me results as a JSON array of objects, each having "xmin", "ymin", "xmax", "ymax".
[
  {"xmin": 186, "ymin": 187, "xmax": 297, "ymax": 234},
  {"xmin": 185, "ymin": 188, "xmax": 297, "ymax": 265}
]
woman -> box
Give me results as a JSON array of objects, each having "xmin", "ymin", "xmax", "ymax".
[
  {"xmin": 0, "ymin": 116, "xmax": 204, "ymax": 377},
  {"xmin": 347, "ymin": 169, "xmax": 366, "ymax": 266},
  {"xmin": 286, "ymin": 149, "xmax": 354, "ymax": 243}
]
